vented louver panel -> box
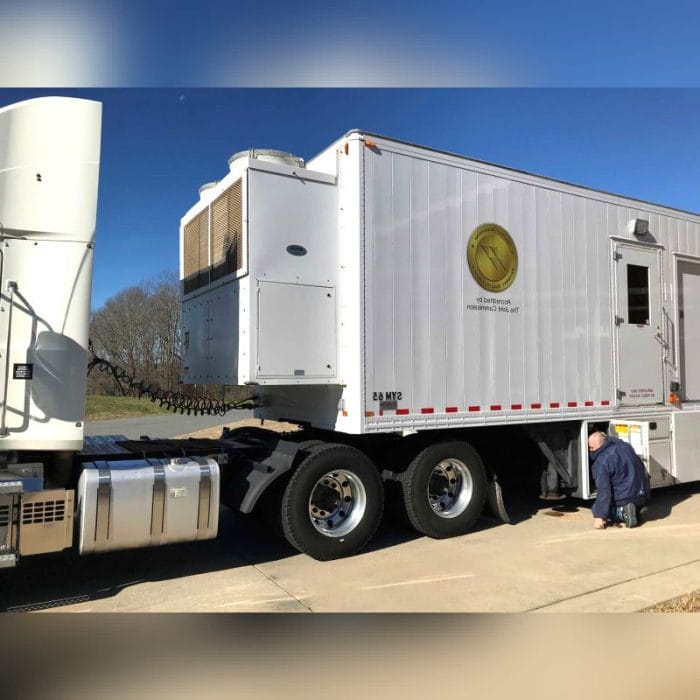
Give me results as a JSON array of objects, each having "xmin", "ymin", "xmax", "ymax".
[
  {"xmin": 22, "ymin": 499, "xmax": 66, "ymax": 524},
  {"xmin": 183, "ymin": 212, "xmax": 203, "ymax": 278},
  {"xmin": 183, "ymin": 178, "xmax": 243, "ymax": 295},
  {"xmin": 211, "ymin": 179, "xmax": 242, "ymax": 282},
  {"xmin": 183, "ymin": 209, "xmax": 210, "ymax": 294},
  {"xmin": 0, "ymin": 503, "xmax": 9, "ymax": 527},
  {"xmin": 18, "ymin": 490, "xmax": 74, "ymax": 555}
]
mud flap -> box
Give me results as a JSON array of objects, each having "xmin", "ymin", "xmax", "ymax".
[
  {"xmin": 229, "ymin": 439, "xmax": 302, "ymax": 514},
  {"xmin": 486, "ymin": 474, "xmax": 511, "ymax": 524}
]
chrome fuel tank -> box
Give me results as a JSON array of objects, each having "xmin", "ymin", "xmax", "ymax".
[{"xmin": 78, "ymin": 457, "xmax": 219, "ymax": 554}]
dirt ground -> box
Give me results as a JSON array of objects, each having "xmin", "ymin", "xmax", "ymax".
[{"xmin": 173, "ymin": 418, "xmax": 299, "ymax": 439}]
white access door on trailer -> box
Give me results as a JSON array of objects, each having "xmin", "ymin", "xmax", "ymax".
[
  {"xmin": 677, "ymin": 258, "xmax": 700, "ymax": 401},
  {"xmin": 613, "ymin": 242, "xmax": 664, "ymax": 405}
]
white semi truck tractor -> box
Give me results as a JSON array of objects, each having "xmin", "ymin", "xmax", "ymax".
[
  {"xmin": 3, "ymin": 96, "xmax": 700, "ymax": 568},
  {"xmin": 0, "ymin": 97, "xmax": 224, "ymax": 568}
]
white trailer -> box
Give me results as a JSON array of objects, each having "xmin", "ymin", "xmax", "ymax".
[{"xmin": 180, "ymin": 130, "xmax": 700, "ymax": 558}]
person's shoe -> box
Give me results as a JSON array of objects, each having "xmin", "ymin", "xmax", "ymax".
[
  {"xmin": 622, "ymin": 502, "xmax": 638, "ymax": 528},
  {"xmin": 637, "ymin": 505, "xmax": 648, "ymax": 522}
]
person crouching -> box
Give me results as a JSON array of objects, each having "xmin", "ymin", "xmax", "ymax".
[{"xmin": 588, "ymin": 431, "xmax": 650, "ymax": 529}]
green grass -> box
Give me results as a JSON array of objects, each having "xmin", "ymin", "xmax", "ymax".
[{"xmin": 86, "ymin": 394, "xmax": 173, "ymax": 421}]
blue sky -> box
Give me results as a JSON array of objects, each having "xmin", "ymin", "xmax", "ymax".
[
  {"xmin": 3, "ymin": 4, "xmax": 700, "ymax": 308},
  {"xmin": 2, "ymin": 88, "xmax": 700, "ymax": 309},
  {"xmin": 3, "ymin": 1, "xmax": 700, "ymax": 86}
]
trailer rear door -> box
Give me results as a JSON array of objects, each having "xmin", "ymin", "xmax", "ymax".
[
  {"xmin": 614, "ymin": 243, "xmax": 664, "ymax": 405},
  {"xmin": 677, "ymin": 259, "xmax": 700, "ymax": 401}
]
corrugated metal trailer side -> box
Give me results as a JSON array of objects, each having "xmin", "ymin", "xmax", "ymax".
[{"xmin": 350, "ymin": 132, "xmax": 700, "ymax": 434}]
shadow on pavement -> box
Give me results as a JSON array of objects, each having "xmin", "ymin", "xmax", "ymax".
[
  {"xmin": 500, "ymin": 481, "xmax": 700, "ymax": 528},
  {"xmin": 0, "ymin": 508, "xmax": 284, "ymax": 612},
  {"xmin": 633, "ymin": 482, "xmax": 700, "ymax": 524},
  {"xmin": 0, "ymin": 482, "xmax": 573, "ymax": 612},
  {"xmin": 0, "ymin": 505, "xmax": 425, "ymax": 612},
  {"xmin": 4, "ymin": 481, "xmax": 697, "ymax": 612}
]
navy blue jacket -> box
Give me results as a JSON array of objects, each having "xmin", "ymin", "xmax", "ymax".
[{"xmin": 590, "ymin": 437, "xmax": 650, "ymax": 518}]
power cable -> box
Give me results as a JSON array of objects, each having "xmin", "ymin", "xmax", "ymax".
[{"xmin": 87, "ymin": 344, "xmax": 259, "ymax": 416}]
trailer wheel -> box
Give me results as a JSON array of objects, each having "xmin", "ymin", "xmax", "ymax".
[
  {"xmin": 281, "ymin": 443, "xmax": 384, "ymax": 560},
  {"xmin": 401, "ymin": 441, "xmax": 487, "ymax": 538}
]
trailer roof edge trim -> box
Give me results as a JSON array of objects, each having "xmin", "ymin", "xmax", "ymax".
[{"xmin": 341, "ymin": 128, "xmax": 700, "ymax": 221}]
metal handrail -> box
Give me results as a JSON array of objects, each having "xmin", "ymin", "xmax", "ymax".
[{"xmin": 0, "ymin": 281, "xmax": 17, "ymax": 436}]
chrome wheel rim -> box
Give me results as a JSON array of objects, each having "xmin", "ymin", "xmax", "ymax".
[
  {"xmin": 428, "ymin": 459, "xmax": 473, "ymax": 518},
  {"xmin": 308, "ymin": 470, "xmax": 367, "ymax": 537}
]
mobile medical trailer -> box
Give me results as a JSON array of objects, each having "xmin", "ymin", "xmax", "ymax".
[{"xmin": 180, "ymin": 130, "xmax": 700, "ymax": 558}]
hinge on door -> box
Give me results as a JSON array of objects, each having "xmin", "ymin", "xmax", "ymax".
[
  {"xmin": 613, "ymin": 251, "xmax": 622, "ymax": 261},
  {"xmin": 614, "ymin": 315, "xmax": 624, "ymax": 326},
  {"xmin": 616, "ymin": 389, "xmax": 626, "ymax": 399}
]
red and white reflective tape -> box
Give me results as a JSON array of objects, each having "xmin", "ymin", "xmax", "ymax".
[{"xmin": 365, "ymin": 401, "xmax": 612, "ymax": 418}]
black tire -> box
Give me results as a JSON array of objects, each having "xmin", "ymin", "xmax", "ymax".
[
  {"xmin": 401, "ymin": 441, "xmax": 487, "ymax": 538},
  {"xmin": 281, "ymin": 443, "xmax": 384, "ymax": 560}
]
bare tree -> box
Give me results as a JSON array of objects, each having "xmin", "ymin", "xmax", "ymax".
[
  {"xmin": 88, "ymin": 272, "xmax": 253, "ymax": 406},
  {"xmin": 88, "ymin": 272, "xmax": 181, "ymax": 396}
]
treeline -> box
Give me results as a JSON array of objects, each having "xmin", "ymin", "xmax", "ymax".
[{"xmin": 88, "ymin": 273, "xmax": 181, "ymax": 396}]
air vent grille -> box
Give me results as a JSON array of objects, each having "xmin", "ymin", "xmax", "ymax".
[
  {"xmin": 22, "ymin": 499, "xmax": 65, "ymax": 525},
  {"xmin": 182, "ymin": 208, "xmax": 209, "ymax": 294},
  {"xmin": 0, "ymin": 504, "xmax": 9, "ymax": 527},
  {"xmin": 183, "ymin": 178, "xmax": 242, "ymax": 294},
  {"xmin": 211, "ymin": 179, "xmax": 242, "ymax": 282}
]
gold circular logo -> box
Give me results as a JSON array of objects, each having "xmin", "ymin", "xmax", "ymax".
[{"xmin": 466, "ymin": 223, "xmax": 518, "ymax": 292}]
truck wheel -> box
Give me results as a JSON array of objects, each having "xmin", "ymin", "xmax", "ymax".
[
  {"xmin": 281, "ymin": 443, "xmax": 384, "ymax": 560},
  {"xmin": 401, "ymin": 441, "xmax": 487, "ymax": 538}
]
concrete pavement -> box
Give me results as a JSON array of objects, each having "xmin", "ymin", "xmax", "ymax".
[{"xmin": 3, "ymin": 482, "xmax": 699, "ymax": 613}]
